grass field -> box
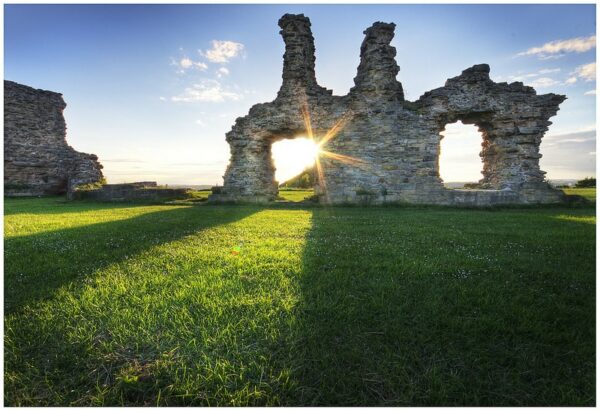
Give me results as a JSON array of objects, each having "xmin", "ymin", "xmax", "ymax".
[
  {"xmin": 563, "ymin": 187, "xmax": 596, "ymax": 202},
  {"xmin": 277, "ymin": 189, "xmax": 315, "ymax": 202},
  {"xmin": 4, "ymin": 192, "xmax": 596, "ymax": 406},
  {"xmin": 191, "ymin": 187, "xmax": 595, "ymax": 203},
  {"xmin": 187, "ymin": 189, "xmax": 315, "ymax": 203}
]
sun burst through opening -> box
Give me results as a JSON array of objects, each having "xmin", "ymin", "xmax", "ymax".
[{"xmin": 271, "ymin": 137, "xmax": 320, "ymax": 184}]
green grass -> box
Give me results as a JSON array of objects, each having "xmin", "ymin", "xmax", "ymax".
[
  {"xmin": 172, "ymin": 189, "xmax": 314, "ymax": 203},
  {"xmin": 563, "ymin": 187, "xmax": 596, "ymax": 202},
  {"xmin": 4, "ymin": 197, "xmax": 596, "ymax": 406},
  {"xmin": 278, "ymin": 189, "xmax": 314, "ymax": 202}
]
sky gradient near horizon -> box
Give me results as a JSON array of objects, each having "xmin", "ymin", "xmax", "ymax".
[{"xmin": 4, "ymin": 4, "xmax": 597, "ymax": 184}]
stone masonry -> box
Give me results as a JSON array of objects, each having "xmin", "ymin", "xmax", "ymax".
[
  {"xmin": 71, "ymin": 182, "xmax": 191, "ymax": 202},
  {"xmin": 210, "ymin": 14, "xmax": 567, "ymax": 205},
  {"xmin": 4, "ymin": 80, "xmax": 103, "ymax": 196}
]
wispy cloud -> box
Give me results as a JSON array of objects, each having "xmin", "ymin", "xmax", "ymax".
[
  {"xmin": 544, "ymin": 129, "xmax": 596, "ymax": 146},
  {"xmin": 498, "ymin": 69, "xmax": 563, "ymax": 88},
  {"xmin": 517, "ymin": 35, "xmax": 596, "ymax": 59},
  {"xmin": 546, "ymin": 124, "xmax": 596, "ymax": 136},
  {"xmin": 529, "ymin": 77, "xmax": 561, "ymax": 88},
  {"xmin": 564, "ymin": 63, "xmax": 596, "ymax": 86},
  {"xmin": 538, "ymin": 68, "xmax": 561, "ymax": 75},
  {"xmin": 216, "ymin": 67, "xmax": 230, "ymax": 78},
  {"xmin": 501, "ymin": 64, "xmax": 594, "ymax": 88},
  {"xmin": 201, "ymin": 40, "xmax": 244, "ymax": 63},
  {"xmin": 541, "ymin": 128, "xmax": 596, "ymax": 179},
  {"xmin": 585, "ymin": 89, "xmax": 596, "ymax": 96},
  {"xmin": 171, "ymin": 79, "xmax": 243, "ymax": 103},
  {"xmin": 573, "ymin": 62, "xmax": 596, "ymax": 81},
  {"xmin": 499, "ymin": 68, "xmax": 559, "ymax": 83},
  {"xmin": 180, "ymin": 57, "xmax": 208, "ymax": 71},
  {"xmin": 172, "ymin": 56, "xmax": 208, "ymax": 74},
  {"xmin": 565, "ymin": 77, "xmax": 578, "ymax": 85}
]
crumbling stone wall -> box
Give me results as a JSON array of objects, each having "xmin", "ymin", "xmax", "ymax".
[
  {"xmin": 4, "ymin": 80, "xmax": 103, "ymax": 196},
  {"xmin": 209, "ymin": 14, "xmax": 567, "ymax": 205},
  {"xmin": 72, "ymin": 182, "xmax": 191, "ymax": 202}
]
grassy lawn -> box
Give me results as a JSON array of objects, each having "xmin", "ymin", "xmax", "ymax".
[
  {"xmin": 278, "ymin": 189, "xmax": 314, "ymax": 202},
  {"xmin": 191, "ymin": 188, "xmax": 596, "ymax": 204},
  {"xmin": 4, "ymin": 197, "xmax": 595, "ymax": 406},
  {"xmin": 563, "ymin": 187, "xmax": 596, "ymax": 202},
  {"xmin": 176, "ymin": 189, "xmax": 314, "ymax": 203}
]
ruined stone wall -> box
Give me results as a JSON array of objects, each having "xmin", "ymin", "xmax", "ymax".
[
  {"xmin": 4, "ymin": 80, "xmax": 103, "ymax": 196},
  {"xmin": 72, "ymin": 182, "xmax": 191, "ymax": 202},
  {"xmin": 210, "ymin": 14, "xmax": 566, "ymax": 206}
]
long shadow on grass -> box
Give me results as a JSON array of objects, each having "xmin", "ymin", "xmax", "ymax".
[
  {"xmin": 5, "ymin": 204, "xmax": 258, "ymax": 313},
  {"xmin": 292, "ymin": 207, "xmax": 595, "ymax": 406},
  {"xmin": 5, "ymin": 205, "xmax": 299, "ymax": 406}
]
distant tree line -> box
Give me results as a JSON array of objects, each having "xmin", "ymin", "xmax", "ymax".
[
  {"xmin": 575, "ymin": 177, "xmax": 596, "ymax": 188},
  {"xmin": 280, "ymin": 166, "xmax": 315, "ymax": 188}
]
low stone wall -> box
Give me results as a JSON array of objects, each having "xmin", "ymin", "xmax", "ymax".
[{"xmin": 72, "ymin": 182, "xmax": 190, "ymax": 202}]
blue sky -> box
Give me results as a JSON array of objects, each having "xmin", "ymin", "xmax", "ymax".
[{"xmin": 4, "ymin": 4, "xmax": 596, "ymax": 184}]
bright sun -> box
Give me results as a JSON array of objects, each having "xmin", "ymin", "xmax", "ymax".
[{"xmin": 271, "ymin": 137, "xmax": 320, "ymax": 184}]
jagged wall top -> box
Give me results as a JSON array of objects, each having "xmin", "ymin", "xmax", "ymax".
[
  {"xmin": 277, "ymin": 14, "xmax": 330, "ymax": 98},
  {"xmin": 214, "ymin": 14, "xmax": 567, "ymax": 206},
  {"xmin": 351, "ymin": 22, "xmax": 404, "ymax": 102}
]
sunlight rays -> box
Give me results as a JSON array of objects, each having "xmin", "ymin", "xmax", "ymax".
[
  {"xmin": 317, "ymin": 114, "xmax": 352, "ymax": 148},
  {"xmin": 319, "ymin": 150, "xmax": 365, "ymax": 166},
  {"xmin": 299, "ymin": 103, "xmax": 364, "ymax": 195}
]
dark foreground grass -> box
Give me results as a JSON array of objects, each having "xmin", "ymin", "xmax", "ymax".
[{"xmin": 4, "ymin": 197, "xmax": 596, "ymax": 406}]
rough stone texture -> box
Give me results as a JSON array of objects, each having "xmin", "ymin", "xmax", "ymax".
[
  {"xmin": 209, "ymin": 14, "xmax": 567, "ymax": 205},
  {"xmin": 4, "ymin": 80, "xmax": 103, "ymax": 197},
  {"xmin": 72, "ymin": 182, "xmax": 191, "ymax": 201}
]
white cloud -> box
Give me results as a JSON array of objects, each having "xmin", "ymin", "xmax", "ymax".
[
  {"xmin": 585, "ymin": 89, "xmax": 596, "ymax": 95},
  {"xmin": 159, "ymin": 96, "xmax": 166, "ymax": 101},
  {"xmin": 501, "ymin": 68, "xmax": 561, "ymax": 84},
  {"xmin": 573, "ymin": 62, "xmax": 596, "ymax": 81},
  {"xmin": 196, "ymin": 62, "xmax": 208, "ymax": 70},
  {"xmin": 171, "ymin": 79, "xmax": 243, "ymax": 103},
  {"xmin": 538, "ymin": 54, "xmax": 566, "ymax": 61},
  {"xmin": 538, "ymin": 68, "xmax": 561, "ymax": 75},
  {"xmin": 216, "ymin": 67, "xmax": 230, "ymax": 78},
  {"xmin": 517, "ymin": 35, "xmax": 596, "ymax": 59},
  {"xmin": 565, "ymin": 76, "xmax": 578, "ymax": 85},
  {"xmin": 202, "ymin": 40, "xmax": 244, "ymax": 63},
  {"xmin": 180, "ymin": 57, "xmax": 193, "ymax": 69},
  {"xmin": 195, "ymin": 119, "xmax": 207, "ymax": 127},
  {"xmin": 529, "ymin": 77, "xmax": 560, "ymax": 88},
  {"xmin": 174, "ymin": 56, "xmax": 208, "ymax": 73}
]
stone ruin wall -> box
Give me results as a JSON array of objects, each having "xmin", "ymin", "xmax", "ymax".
[
  {"xmin": 4, "ymin": 80, "xmax": 104, "ymax": 196},
  {"xmin": 72, "ymin": 182, "xmax": 191, "ymax": 202},
  {"xmin": 211, "ymin": 14, "xmax": 567, "ymax": 206}
]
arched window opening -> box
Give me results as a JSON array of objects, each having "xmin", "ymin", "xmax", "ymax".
[
  {"xmin": 439, "ymin": 121, "xmax": 485, "ymax": 189},
  {"xmin": 271, "ymin": 137, "xmax": 319, "ymax": 201}
]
